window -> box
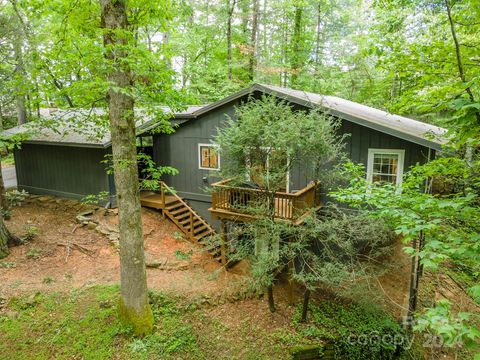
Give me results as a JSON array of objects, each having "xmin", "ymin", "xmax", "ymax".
[
  {"xmin": 198, "ymin": 144, "xmax": 220, "ymax": 170},
  {"xmin": 367, "ymin": 149, "xmax": 405, "ymax": 186}
]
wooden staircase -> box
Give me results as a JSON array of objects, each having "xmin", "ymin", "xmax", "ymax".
[{"xmin": 140, "ymin": 182, "xmax": 222, "ymax": 262}]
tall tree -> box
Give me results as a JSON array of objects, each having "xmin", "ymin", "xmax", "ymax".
[
  {"xmin": 9, "ymin": 0, "xmax": 27, "ymax": 125},
  {"xmin": 248, "ymin": 0, "xmax": 259, "ymax": 81},
  {"xmin": 100, "ymin": 0, "xmax": 153, "ymax": 336},
  {"xmin": 444, "ymin": 0, "xmax": 480, "ymax": 126},
  {"xmin": 289, "ymin": 3, "xmax": 303, "ymax": 86},
  {"xmin": 12, "ymin": 36, "xmax": 27, "ymax": 125},
  {"xmin": 226, "ymin": 0, "xmax": 237, "ymax": 80}
]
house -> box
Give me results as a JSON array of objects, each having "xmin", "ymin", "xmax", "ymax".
[
  {"xmin": 149, "ymin": 84, "xmax": 446, "ymax": 228},
  {"xmin": 3, "ymin": 84, "xmax": 447, "ymax": 259}
]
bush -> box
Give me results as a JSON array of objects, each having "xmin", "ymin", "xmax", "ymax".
[
  {"xmin": 293, "ymin": 299, "xmax": 408, "ymax": 359},
  {"xmin": 5, "ymin": 190, "xmax": 28, "ymax": 207},
  {"xmin": 311, "ymin": 205, "xmax": 396, "ymax": 262},
  {"xmin": 290, "ymin": 205, "xmax": 396, "ymax": 295}
]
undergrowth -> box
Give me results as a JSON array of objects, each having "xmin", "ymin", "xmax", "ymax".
[
  {"xmin": 293, "ymin": 300, "xmax": 410, "ymax": 359},
  {"xmin": 0, "ymin": 285, "xmax": 416, "ymax": 359}
]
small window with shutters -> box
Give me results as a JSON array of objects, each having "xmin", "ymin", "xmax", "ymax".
[{"xmin": 198, "ymin": 144, "xmax": 220, "ymax": 170}]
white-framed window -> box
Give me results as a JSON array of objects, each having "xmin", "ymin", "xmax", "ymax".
[
  {"xmin": 367, "ymin": 149, "xmax": 405, "ymax": 186},
  {"xmin": 198, "ymin": 143, "xmax": 220, "ymax": 170}
]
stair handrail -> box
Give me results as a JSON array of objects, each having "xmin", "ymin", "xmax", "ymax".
[{"xmin": 159, "ymin": 181, "xmax": 215, "ymax": 235}]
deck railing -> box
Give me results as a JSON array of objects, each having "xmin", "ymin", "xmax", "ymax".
[{"xmin": 211, "ymin": 179, "xmax": 321, "ymax": 221}]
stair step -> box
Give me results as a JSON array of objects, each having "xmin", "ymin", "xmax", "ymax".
[
  {"xmin": 179, "ymin": 218, "xmax": 191, "ymax": 226},
  {"xmin": 170, "ymin": 207, "xmax": 189, "ymax": 217},
  {"xmin": 195, "ymin": 232, "xmax": 214, "ymax": 241},
  {"xmin": 175, "ymin": 212, "xmax": 191, "ymax": 221},
  {"xmin": 164, "ymin": 196, "xmax": 182, "ymax": 205},
  {"xmin": 193, "ymin": 225, "xmax": 208, "ymax": 235},
  {"xmin": 179, "ymin": 216, "xmax": 203, "ymax": 227},
  {"xmin": 193, "ymin": 219, "xmax": 204, "ymax": 228},
  {"xmin": 165, "ymin": 201, "xmax": 182, "ymax": 211},
  {"xmin": 204, "ymin": 242, "xmax": 220, "ymax": 253},
  {"xmin": 197, "ymin": 234, "xmax": 214, "ymax": 243}
]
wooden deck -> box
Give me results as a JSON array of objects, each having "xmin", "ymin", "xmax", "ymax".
[{"xmin": 209, "ymin": 180, "xmax": 322, "ymax": 224}]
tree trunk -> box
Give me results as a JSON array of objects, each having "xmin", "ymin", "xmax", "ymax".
[
  {"xmin": 301, "ymin": 288, "xmax": 311, "ymax": 322},
  {"xmin": 226, "ymin": 0, "xmax": 236, "ymax": 80},
  {"xmin": 0, "ymin": 103, "xmax": 4, "ymax": 132},
  {"xmin": 0, "ymin": 154, "xmax": 21, "ymax": 260},
  {"xmin": 290, "ymin": 5, "xmax": 303, "ymax": 87},
  {"xmin": 261, "ymin": 0, "xmax": 267, "ymax": 81},
  {"xmin": 281, "ymin": 19, "xmax": 288, "ymax": 87},
  {"xmin": 267, "ymin": 284, "xmax": 275, "ymax": 313},
  {"xmin": 0, "ymin": 155, "xmax": 9, "ymax": 212},
  {"xmin": 13, "ymin": 35, "xmax": 27, "ymax": 125},
  {"xmin": 248, "ymin": 0, "xmax": 259, "ymax": 81},
  {"xmin": 407, "ymin": 237, "xmax": 419, "ymax": 328},
  {"xmin": 444, "ymin": 0, "xmax": 480, "ymax": 124},
  {"xmin": 313, "ymin": 3, "xmax": 322, "ymax": 92},
  {"xmin": 240, "ymin": 0, "xmax": 249, "ymax": 41},
  {"xmin": 9, "ymin": 0, "xmax": 27, "ymax": 125},
  {"xmin": 203, "ymin": 0, "xmax": 210, "ymax": 72},
  {"xmin": 100, "ymin": 0, "xmax": 153, "ymax": 336},
  {"xmin": 0, "ymin": 217, "xmax": 12, "ymax": 259}
]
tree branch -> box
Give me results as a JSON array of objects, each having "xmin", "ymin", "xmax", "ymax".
[{"xmin": 445, "ymin": 0, "xmax": 480, "ymax": 123}]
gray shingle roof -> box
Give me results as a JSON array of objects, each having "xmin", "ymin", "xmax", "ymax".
[
  {"xmin": 256, "ymin": 84, "xmax": 447, "ymax": 150},
  {"xmin": 2, "ymin": 84, "xmax": 448, "ymax": 150},
  {"xmin": 2, "ymin": 106, "xmax": 207, "ymax": 148}
]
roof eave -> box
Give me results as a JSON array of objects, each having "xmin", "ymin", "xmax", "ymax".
[
  {"xmin": 188, "ymin": 87, "xmax": 255, "ymax": 117},
  {"xmin": 253, "ymin": 84, "xmax": 446, "ymax": 151},
  {"xmin": 21, "ymin": 140, "xmax": 107, "ymax": 149},
  {"xmin": 332, "ymin": 111, "xmax": 445, "ymax": 151}
]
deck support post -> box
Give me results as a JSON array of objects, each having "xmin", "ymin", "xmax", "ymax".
[
  {"xmin": 220, "ymin": 220, "xmax": 227, "ymax": 265},
  {"xmin": 160, "ymin": 183, "xmax": 165, "ymax": 207},
  {"xmin": 189, "ymin": 211, "xmax": 194, "ymax": 241},
  {"xmin": 160, "ymin": 183, "xmax": 166, "ymax": 219}
]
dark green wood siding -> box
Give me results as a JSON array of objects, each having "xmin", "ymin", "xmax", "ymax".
[
  {"xmin": 14, "ymin": 143, "xmax": 112, "ymax": 202},
  {"xmin": 154, "ymin": 102, "xmax": 240, "ymax": 226},
  {"xmin": 290, "ymin": 119, "xmax": 432, "ymax": 190},
  {"xmin": 153, "ymin": 97, "xmax": 434, "ymax": 225}
]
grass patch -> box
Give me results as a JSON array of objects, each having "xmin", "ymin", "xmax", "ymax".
[
  {"xmin": 0, "ymin": 261, "xmax": 16, "ymax": 268},
  {"xmin": 0, "ymin": 287, "xmax": 128, "ymax": 360},
  {"xmin": 174, "ymin": 249, "xmax": 193, "ymax": 261},
  {"xmin": 0, "ymin": 286, "xmax": 414, "ymax": 359},
  {"xmin": 26, "ymin": 248, "xmax": 41, "ymax": 259},
  {"xmin": 0, "ymin": 286, "xmax": 307, "ymax": 359}
]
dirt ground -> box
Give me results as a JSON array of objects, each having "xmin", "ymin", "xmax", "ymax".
[
  {"xmin": 0, "ymin": 196, "xmax": 246, "ymax": 300},
  {"xmin": 0, "ymin": 195, "xmax": 414, "ymax": 318}
]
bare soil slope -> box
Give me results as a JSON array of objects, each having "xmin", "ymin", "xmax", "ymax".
[{"xmin": 0, "ymin": 196, "xmax": 244, "ymax": 300}]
